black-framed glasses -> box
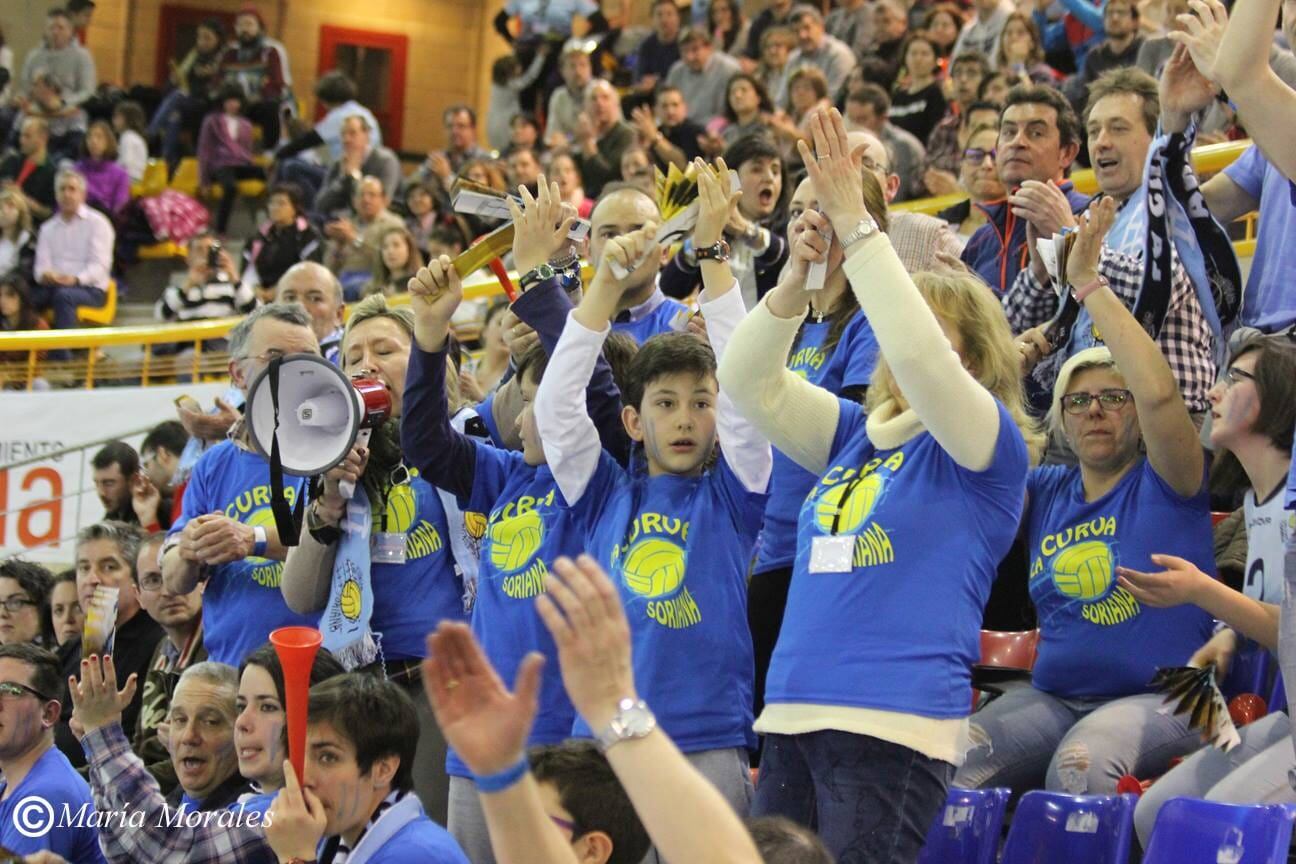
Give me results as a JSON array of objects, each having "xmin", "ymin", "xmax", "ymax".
[
  {"xmin": 0, "ymin": 595, "xmax": 37, "ymax": 614},
  {"xmin": 0, "ymin": 681, "xmax": 52, "ymax": 702},
  {"xmin": 138, "ymin": 572, "xmax": 165, "ymax": 592},
  {"xmin": 1222, "ymin": 366, "xmax": 1256, "ymax": 387},
  {"xmin": 963, "ymin": 147, "xmax": 996, "ymax": 164},
  {"xmin": 1060, "ymin": 388, "xmax": 1133, "ymax": 414}
]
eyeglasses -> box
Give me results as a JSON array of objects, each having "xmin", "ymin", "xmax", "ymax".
[
  {"xmin": 963, "ymin": 147, "xmax": 996, "ymax": 164},
  {"xmin": 0, "ymin": 681, "xmax": 52, "ymax": 702},
  {"xmin": 236, "ymin": 348, "xmax": 289, "ymax": 365},
  {"xmin": 0, "ymin": 596, "xmax": 37, "ymax": 614},
  {"xmin": 138, "ymin": 572, "xmax": 165, "ymax": 592},
  {"xmin": 1222, "ymin": 366, "xmax": 1256, "ymax": 387},
  {"xmin": 1060, "ymin": 388, "xmax": 1133, "ymax": 414},
  {"xmin": 549, "ymin": 815, "xmax": 577, "ymax": 833}
]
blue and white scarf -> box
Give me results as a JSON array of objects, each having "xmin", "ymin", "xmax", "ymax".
[{"xmin": 321, "ymin": 485, "xmax": 379, "ymax": 670}]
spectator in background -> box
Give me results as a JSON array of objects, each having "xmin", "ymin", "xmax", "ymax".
[
  {"xmin": 314, "ymin": 114, "xmax": 401, "ymax": 219},
  {"xmin": 32, "ymin": 168, "xmax": 113, "ymax": 334},
  {"xmin": 826, "ymin": 0, "xmax": 874, "ymax": 59},
  {"xmin": 240, "ymin": 182, "xmax": 323, "ymax": 303},
  {"xmin": 1079, "ymin": 0, "xmax": 1143, "ymax": 89},
  {"xmin": 0, "ymin": 560, "xmax": 51, "ymax": 647},
  {"xmin": 938, "ymin": 123, "xmax": 1009, "ymax": 239},
  {"xmin": 93, "ymin": 439, "xmax": 172, "ymax": 530},
  {"xmin": 865, "ymin": 0, "xmax": 910, "ymax": 84},
  {"xmin": 923, "ymin": 4, "xmax": 966, "ymax": 61},
  {"xmin": 0, "ymin": 643, "xmax": 105, "ymax": 863},
  {"xmin": 844, "ymin": 84, "xmax": 928, "ymax": 200},
  {"xmin": 709, "ymin": 0, "xmax": 751, "ymax": 59},
  {"xmin": 23, "ymin": 71, "xmax": 87, "ymax": 162},
  {"xmin": 572, "ymin": 80, "xmax": 634, "ymax": 198},
  {"xmin": 156, "ymin": 232, "xmax": 254, "ymax": 329},
  {"xmin": 197, "ymin": 85, "xmax": 264, "ymax": 236},
  {"xmin": 19, "ymin": 8, "xmax": 96, "ymax": 109},
  {"xmin": 630, "ymin": 84, "xmax": 704, "ymax": 171},
  {"xmin": 745, "ymin": 0, "xmax": 797, "ymax": 70},
  {"xmin": 551, "ymin": 151, "xmax": 594, "ymax": 218},
  {"xmin": 923, "ymin": 54, "xmax": 993, "ymax": 195},
  {"xmin": 420, "ymin": 106, "xmax": 492, "ymax": 191},
  {"xmin": 58, "ymin": 521, "xmax": 165, "ymax": 769},
  {"xmin": 405, "ymin": 179, "xmax": 448, "ymax": 255},
  {"xmin": 365, "ymin": 225, "xmax": 424, "ymax": 297},
  {"xmin": 667, "ymin": 27, "xmax": 743, "ymax": 125},
  {"xmin": 506, "ymin": 147, "xmax": 543, "ymax": 193},
  {"xmin": 67, "ymin": 0, "xmax": 96, "ymax": 41},
  {"xmin": 635, "ymin": 0, "xmax": 684, "ymax": 95},
  {"xmin": 275, "ymin": 70, "xmax": 381, "ymax": 204},
  {"xmin": 0, "ymin": 26, "xmax": 12, "ymax": 107},
  {"xmin": 546, "ymin": 45, "xmax": 596, "ymax": 147},
  {"xmin": 471, "ymin": 300, "xmax": 512, "ymax": 396},
  {"xmin": 721, "ymin": 73, "xmax": 775, "ymax": 146},
  {"xmin": 427, "ymin": 226, "xmax": 466, "ymax": 260},
  {"xmin": 48, "ymin": 570, "xmax": 82, "ymax": 649},
  {"xmin": 788, "ymin": 6, "xmax": 857, "ymax": 99},
  {"xmin": 768, "ymin": 66, "xmax": 831, "ymax": 156},
  {"xmin": 76, "ymin": 120, "xmax": 131, "ymax": 218},
  {"xmin": 276, "ymin": 261, "xmax": 346, "ymax": 364},
  {"xmin": 486, "ymin": 48, "xmax": 549, "ymax": 152},
  {"xmin": 507, "ymin": 112, "xmax": 543, "ymax": 155},
  {"xmin": 504, "ymin": 0, "xmax": 597, "ymax": 40},
  {"xmin": 0, "ymin": 188, "xmax": 35, "ymax": 279},
  {"xmin": 112, "ymin": 100, "xmax": 149, "ymax": 183},
  {"xmin": 757, "ymin": 25, "xmax": 797, "ymax": 110},
  {"xmin": 953, "ymin": 0, "xmax": 1015, "ymax": 61},
  {"xmin": 132, "ymin": 530, "xmax": 205, "ymax": 794},
  {"xmin": 219, "ymin": 8, "xmax": 285, "ymax": 148},
  {"xmin": 890, "ymin": 34, "xmax": 949, "ymax": 146},
  {"xmin": 620, "ymin": 146, "xmax": 655, "ymax": 195},
  {"xmin": 996, "ymin": 13, "xmax": 1058, "ymax": 87},
  {"xmin": 139, "ymin": 421, "xmax": 189, "ymax": 524},
  {"xmin": 0, "ymin": 275, "xmax": 47, "ymax": 373},
  {"xmin": 151, "ymin": 17, "xmax": 224, "ymax": 174}
]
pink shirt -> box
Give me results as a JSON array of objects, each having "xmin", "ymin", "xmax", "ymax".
[{"xmin": 34, "ymin": 204, "xmax": 114, "ymax": 290}]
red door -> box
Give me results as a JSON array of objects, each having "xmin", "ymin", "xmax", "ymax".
[
  {"xmin": 155, "ymin": 5, "xmax": 239, "ymax": 89},
  {"xmin": 317, "ymin": 26, "xmax": 409, "ymax": 151}
]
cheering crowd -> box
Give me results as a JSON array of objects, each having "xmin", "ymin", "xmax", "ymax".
[{"xmin": 1, "ymin": 0, "xmax": 1296, "ymax": 862}]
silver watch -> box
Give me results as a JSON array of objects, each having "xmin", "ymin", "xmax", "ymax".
[
  {"xmin": 595, "ymin": 698, "xmax": 656, "ymax": 750},
  {"xmin": 839, "ymin": 217, "xmax": 879, "ymax": 249}
]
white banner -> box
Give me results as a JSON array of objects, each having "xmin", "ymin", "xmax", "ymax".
[{"xmin": 0, "ymin": 383, "xmax": 229, "ymax": 564}]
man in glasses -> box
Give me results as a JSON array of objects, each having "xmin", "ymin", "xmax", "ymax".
[
  {"xmin": 134, "ymin": 531, "xmax": 205, "ymax": 795},
  {"xmin": 55, "ymin": 521, "xmax": 163, "ymax": 769},
  {"xmin": 161, "ymin": 303, "xmax": 320, "ymax": 668},
  {"xmin": 0, "ymin": 643, "xmax": 105, "ymax": 862}
]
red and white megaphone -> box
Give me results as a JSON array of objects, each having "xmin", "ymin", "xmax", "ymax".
[
  {"xmin": 246, "ymin": 354, "xmax": 392, "ymax": 497},
  {"xmin": 270, "ymin": 625, "xmax": 322, "ymax": 785}
]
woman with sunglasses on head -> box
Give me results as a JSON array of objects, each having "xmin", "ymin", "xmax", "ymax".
[
  {"xmin": 954, "ymin": 197, "xmax": 1216, "ymax": 798},
  {"xmin": 1119, "ymin": 334, "xmax": 1296, "ymax": 845}
]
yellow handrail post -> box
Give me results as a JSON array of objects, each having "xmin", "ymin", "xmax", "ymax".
[
  {"xmin": 192, "ymin": 339, "xmax": 202, "ymax": 382},
  {"xmin": 142, "ymin": 344, "xmax": 152, "ymax": 387},
  {"xmin": 85, "ymin": 348, "xmax": 97, "ymax": 389},
  {"xmin": 25, "ymin": 350, "xmax": 36, "ymax": 391}
]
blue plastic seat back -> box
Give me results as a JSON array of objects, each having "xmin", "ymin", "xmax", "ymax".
[
  {"xmin": 1143, "ymin": 797, "xmax": 1296, "ymax": 864},
  {"xmin": 916, "ymin": 787, "xmax": 1010, "ymax": 864},
  {"xmin": 1222, "ymin": 642, "xmax": 1273, "ymax": 700},
  {"xmin": 1000, "ymin": 791, "xmax": 1136, "ymax": 864}
]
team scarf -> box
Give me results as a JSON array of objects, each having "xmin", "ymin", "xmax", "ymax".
[
  {"xmin": 321, "ymin": 484, "xmax": 380, "ymax": 670},
  {"xmin": 1038, "ymin": 122, "xmax": 1241, "ymax": 386}
]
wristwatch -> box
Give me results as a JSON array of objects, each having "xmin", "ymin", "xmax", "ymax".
[
  {"xmin": 838, "ymin": 216, "xmax": 879, "ymax": 250},
  {"xmin": 595, "ymin": 698, "xmax": 656, "ymax": 750},
  {"xmin": 306, "ymin": 502, "xmax": 342, "ymax": 546},
  {"xmin": 695, "ymin": 239, "xmax": 731, "ymax": 262},
  {"xmin": 520, "ymin": 262, "xmax": 558, "ymax": 292}
]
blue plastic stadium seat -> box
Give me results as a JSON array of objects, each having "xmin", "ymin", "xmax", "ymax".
[
  {"xmin": 916, "ymin": 786, "xmax": 1010, "ymax": 864},
  {"xmin": 1143, "ymin": 797, "xmax": 1296, "ymax": 864},
  {"xmin": 1000, "ymin": 790, "xmax": 1136, "ymax": 864}
]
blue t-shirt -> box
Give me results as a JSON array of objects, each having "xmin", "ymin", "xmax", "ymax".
[
  {"xmin": 230, "ymin": 791, "xmax": 275, "ymax": 816},
  {"xmin": 444, "ymin": 445, "xmax": 586, "ymax": 777},
  {"xmin": 572, "ymin": 451, "xmax": 768, "ymax": 752},
  {"xmin": 368, "ymin": 473, "xmax": 467, "ymax": 659},
  {"xmin": 611, "ymin": 296, "xmax": 691, "ymax": 345},
  {"xmin": 768, "ymin": 399, "xmax": 1028, "ymax": 718},
  {"xmin": 1027, "ymin": 459, "xmax": 1216, "ymax": 699},
  {"xmin": 168, "ymin": 441, "xmax": 316, "ymax": 666},
  {"xmin": 0, "ymin": 746, "xmax": 106, "ymax": 863},
  {"xmin": 1224, "ymin": 145, "xmax": 1296, "ymax": 332},
  {"xmin": 314, "ymin": 101, "xmax": 382, "ymax": 160},
  {"xmin": 1287, "ymin": 439, "xmax": 1296, "ymax": 511},
  {"xmin": 367, "ymin": 815, "xmax": 469, "ymax": 864},
  {"xmin": 755, "ymin": 313, "xmax": 878, "ymax": 574}
]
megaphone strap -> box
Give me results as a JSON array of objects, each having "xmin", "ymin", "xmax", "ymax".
[{"xmin": 266, "ymin": 355, "xmax": 306, "ymax": 547}]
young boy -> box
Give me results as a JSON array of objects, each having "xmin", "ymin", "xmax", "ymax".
[
  {"xmin": 400, "ymin": 176, "xmax": 632, "ymax": 863},
  {"xmin": 266, "ymin": 674, "xmax": 467, "ymax": 863},
  {"xmin": 534, "ymin": 158, "xmax": 771, "ymax": 812}
]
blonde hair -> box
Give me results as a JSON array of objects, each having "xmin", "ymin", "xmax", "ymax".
[
  {"xmin": 342, "ymin": 292, "xmax": 415, "ymax": 357},
  {"xmin": 0, "ymin": 188, "xmax": 32, "ymax": 240},
  {"xmin": 867, "ymin": 271, "xmax": 1044, "ymax": 463},
  {"xmin": 1045, "ymin": 346, "xmax": 1119, "ymax": 439}
]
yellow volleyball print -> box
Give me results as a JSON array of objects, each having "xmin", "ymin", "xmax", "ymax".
[
  {"xmin": 377, "ymin": 484, "xmax": 417, "ymax": 534},
  {"xmin": 340, "ymin": 578, "xmax": 362, "ymax": 620},
  {"xmin": 464, "ymin": 511, "xmax": 488, "ymax": 540},
  {"xmin": 814, "ymin": 474, "xmax": 884, "ymax": 534},
  {"xmin": 622, "ymin": 538, "xmax": 687, "ymax": 599},
  {"xmin": 1051, "ymin": 541, "xmax": 1114, "ymax": 600},
  {"xmin": 489, "ymin": 508, "xmax": 544, "ymax": 573}
]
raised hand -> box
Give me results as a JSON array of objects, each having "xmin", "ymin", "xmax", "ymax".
[
  {"xmin": 692, "ymin": 157, "xmax": 740, "ymax": 249},
  {"xmin": 265, "ymin": 758, "xmax": 329, "ymax": 862},
  {"xmin": 131, "ymin": 473, "xmax": 162, "ymax": 528},
  {"xmin": 1009, "ymin": 179, "xmax": 1079, "ymax": 239},
  {"xmin": 1160, "ymin": 42, "xmax": 1219, "ymax": 126},
  {"xmin": 509, "ymin": 174, "xmax": 578, "ymax": 274},
  {"xmin": 788, "ymin": 208, "xmax": 833, "ymax": 284},
  {"xmin": 69, "ymin": 654, "xmax": 138, "ymax": 735},
  {"xmin": 1065, "ymin": 196, "xmax": 1116, "ymax": 289},
  {"xmin": 422, "ymin": 621, "xmax": 544, "ymax": 775},
  {"xmin": 1168, "ymin": 0, "xmax": 1229, "ymax": 83},
  {"xmin": 535, "ymin": 555, "xmax": 637, "ymax": 732},
  {"xmin": 796, "ymin": 108, "xmax": 868, "ymax": 239},
  {"xmin": 183, "ymin": 513, "xmax": 254, "ymax": 565},
  {"xmin": 408, "ymin": 255, "xmax": 465, "ymax": 352},
  {"xmin": 590, "ymin": 223, "xmax": 660, "ymax": 299}
]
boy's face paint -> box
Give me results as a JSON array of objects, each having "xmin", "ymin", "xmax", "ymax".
[{"xmin": 623, "ymin": 371, "xmax": 719, "ymax": 477}]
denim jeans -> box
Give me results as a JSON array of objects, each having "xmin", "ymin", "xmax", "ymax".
[
  {"xmin": 31, "ymin": 282, "xmax": 106, "ymax": 360},
  {"xmin": 753, "ymin": 730, "xmax": 953, "ymax": 864},
  {"xmin": 953, "ymin": 682, "xmax": 1201, "ymax": 797}
]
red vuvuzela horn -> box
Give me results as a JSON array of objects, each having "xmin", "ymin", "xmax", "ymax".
[{"xmin": 270, "ymin": 626, "xmax": 322, "ymax": 784}]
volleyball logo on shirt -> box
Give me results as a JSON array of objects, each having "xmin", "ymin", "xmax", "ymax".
[
  {"xmin": 378, "ymin": 483, "xmax": 417, "ymax": 534},
  {"xmin": 371, "ymin": 483, "xmax": 444, "ymax": 561},
  {"xmin": 1031, "ymin": 515, "xmax": 1140, "ymax": 626},
  {"xmin": 814, "ymin": 473, "xmax": 885, "ymax": 535},
  {"xmin": 622, "ymin": 538, "xmax": 687, "ymax": 598},
  {"xmin": 464, "ymin": 511, "xmax": 488, "ymax": 540},
  {"xmin": 1050, "ymin": 540, "xmax": 1114, "ymax": 600},
  {"xmin": 616, "ymin": 512, "xmax": 700, "ymax": 629},
  {"xmin": 489, "ymin": 508, "xmax": 544, "ymax": 572}
]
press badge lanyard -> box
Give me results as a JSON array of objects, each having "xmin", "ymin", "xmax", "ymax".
[
  {"xmin": 371, "ymin": 463, "xmax": 412, "ymax": 565},
  {"xmin": 809, "ymin": 456, "xmax": 877, "ymax": 575}
]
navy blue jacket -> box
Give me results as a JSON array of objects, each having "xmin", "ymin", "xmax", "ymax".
[{"xmin": 959, "ymin": 181, "xmax": 1091, "ymax": 295}]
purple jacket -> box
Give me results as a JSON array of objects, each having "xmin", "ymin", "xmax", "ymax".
[
  {"xmin": 197, "ymin": 112, "xmax": 255, "ymax": 186},
  {"xmin": 76, "ymin": 158, "xmax": 131, "ymax": 216}
]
